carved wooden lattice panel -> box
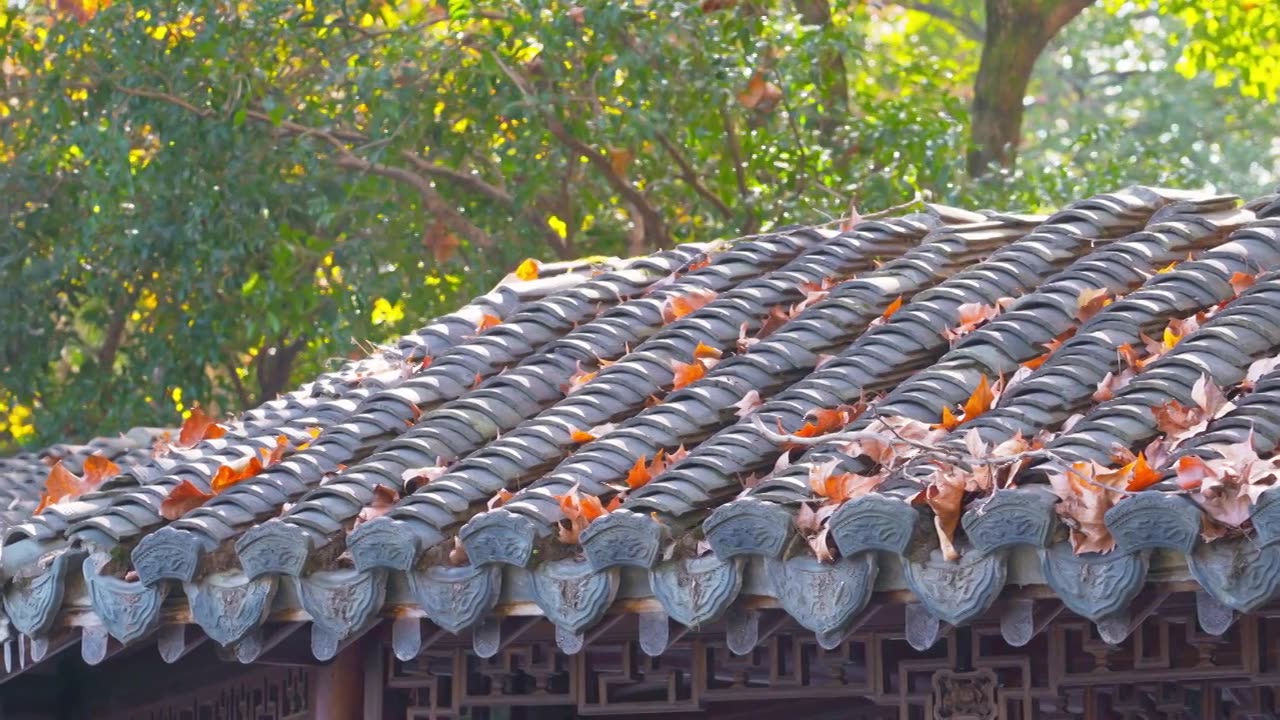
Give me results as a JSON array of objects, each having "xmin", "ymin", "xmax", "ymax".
[
  {"xmin": 104, "ymin": 666, "xmax": 313, "ymax": 720},
  {"xmin": 388, "ymin": 603, "xmax": 1280, "ymax": 719}
]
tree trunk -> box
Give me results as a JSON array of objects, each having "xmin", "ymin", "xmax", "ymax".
[{"xmin": 967, "ymin": 0, "xmax": 1095, "ymax": 176}]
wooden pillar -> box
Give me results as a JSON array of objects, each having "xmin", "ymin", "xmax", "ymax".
[
  {"xmin": 314, "ymin": 639, "xmax": 365, "ymax": 720},
  {"xmin": 362, "ymin": 637, "xmax": 385, "ymax": 720}
]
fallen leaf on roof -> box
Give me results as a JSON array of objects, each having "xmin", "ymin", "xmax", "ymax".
[
  {"xmin": 1047, "ymin": 461, "xmax": 1121, "ymax": 554},
  {"xmin": 942, "ymin": 302, "xmax": 1002, "ymax": 343},
  {"xmin": 175, "ymin": 405, "xmax": 227, "ymax": 449},
  {"xmin": 1120, "ymin": 453, "xmax": 1163, "ymax": 491},
  {"xmin": 476, "ymin": 313, "xmax": 502, "ymax": 331},
  {"xmin": 672, "ymin": 358, "xmax": 710, "ymax": 390},
  {"xmin": 793, "ymin": 277, "xmax": 837, "ymax": 312},
  {"xmin": 34, "ymin": 454, "xmax": 122, "ymax": 513},
  {"xmin": 1243, "ymin": 356, "xmax": 1280, "ymax": 390},
  {"xmin": 564, "ymin": 363, "xmax": 598, "ymax": 395},
  {"xmin": 1152, "ymin": 376, "xmax": 1233, "ymax": 445},
  {"xmin": 159, "ymin": 480, "xmax": 215, "ymax": 520},
  {"xmin": 1230, "ymin": 270, "xmax": 1257, "ymax": 295},
  {"xmin": 685, "ymin": 254, "xmax": 712, "ymax": 273},
  {"xmin": 555, "ymin": 486, "xmax": 610, "ymax": 544},
  {"xmin": 736, "ymin": 306, "xmax": 791, "ymax": 352},
  {"xmin": 662, "ymin": 288, "xmax": 717, "ymax": 323},
  {"xmin": 933, "ymin": 375, "xmax": 999, "ymax": 430},
  {"xmin": 869, "ymin": 296, "xmax": 903, "ymax": 328},
  {"xmin": 259, "ymin": 435, "xmax": 289, "ymax": 466},
  {"xmin": 1076, "ymin": 288, "xmax": 1113, "ymax": 322},
  {"xmin": 626, "ymin": 450, "xmax": 672, "ymax": 490},
  {"xmin": 514, "ymin": 258, "xmax": 540, "ymax": 281},
  {"xmin": 792, "ymin": 406, "xmax": 852, "ymax": 438},
  {"xmin": 808, "ymin": 458, "xmax": 882, "ymax": 504},
  {"xmin": 794, "ymin": 502, "xmax": 837, "ymax": 562},
  {"xmin": 487, "ymin": 488, "xmax": 514, "ymax": 510},
  {"xmin": 732, "ymin": 389, "xmax": 763, "ymax": 418},
  {"xmin": 354, "ymin": 485, "xmax": 401, "ymax": 529},
  {"xmin": 402, "ymin": 458, "xmax": 451, "ymax": 492},
  {"xmin": 211, "ymin": 456, "xmax": 264, "ymax": 493},
  {"xmin": 693, "ymin": 342, "xmax": 723, "ymax": 360},
  {"xmin": 924, "ymin": 474, "xmax": 967, "ymax": 562},
  {"xmin": 570, "ymin": 429, "xmax": 596, "ymax": 444}
]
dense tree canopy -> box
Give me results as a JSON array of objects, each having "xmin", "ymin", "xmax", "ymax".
[{"xmin": 1, "ymin": 0, "xmax": 1277, "ymax": 450}]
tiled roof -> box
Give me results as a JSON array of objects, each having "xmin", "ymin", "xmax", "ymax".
[{"xmin": 5, "ymin": 186, "xmax": 1280, "ymax": 666}]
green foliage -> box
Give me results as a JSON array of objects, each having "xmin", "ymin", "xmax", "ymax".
[{"xmin": 0, "ymin": 0, "xmax": 1275, "ymax": 451}]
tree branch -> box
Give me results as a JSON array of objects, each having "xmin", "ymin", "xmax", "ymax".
[
  {"xmin": 97, "ymin": 283, "xmax": 141, "ymax": 371},
  {"xmin": 111, "ymin": 84, "xmax": 500, "ymax": 248},
  {"xmin": 1045, "ymin": 0, "xmax": 1097, "ymax": 37},
  {"xmin": 227, "ymin": 360, "xmax": 252, "ymax": 410},
  {"xmin": 720, "ymin": 107, "xmax": 758, "ymax": 234},
  {"xmin": 489, "ymin": 51, "xmax": 671, "ymax": 249},
  {"xmin": 653, "ymin": 132, "xmax": 733, "ymax": 220}
]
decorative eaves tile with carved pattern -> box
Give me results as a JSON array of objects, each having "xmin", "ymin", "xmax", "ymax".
[{"xmin": 3, "ymin": 186, "xmax": 1280, "ymax": 670}]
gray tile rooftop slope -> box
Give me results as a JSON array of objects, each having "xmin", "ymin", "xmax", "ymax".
[
  {"xmin": 6, "ymin": 186, "xmax": 1280, "ymax": 666},
  {"xmin": 0, "ymin": 428, "xmax": 168, "ymax": 529}
]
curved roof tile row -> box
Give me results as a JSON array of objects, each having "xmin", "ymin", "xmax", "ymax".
[{"xmin": 4, "ymin": 186, "xmax": 1280, "ymax": 666}]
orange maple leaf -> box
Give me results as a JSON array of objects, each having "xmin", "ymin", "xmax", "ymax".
[
  {"xmin": 1230, "ymin": 271, "xmax": 1257, "ymax": 295},
  {"xmin": 81, "ymin": 454, "xmax": 122, "ymax": 486},
  {"xmin": 159, "ymin": 480, "xmax": 215, "ymax": 521},
  {"xmin": 554, "ymin": 486, "xmax": 614, "ymax": 544},
  {"xmin": 685, "ymin": 255, "xmax": 712, "ymax": 272},
  {"xmin": 942, "ymin": 302, "xmax": 1001, "ymax": 342},
  {"xmin": 662, "ymin": 288, "xmax": 717, "ymax": 323},
  {"xmin": 794, "ymin": 407, "xmax": 850, "ymax": 438},
  {"xmin": 176, "ymin": 405, "xmax": 227, "ymax": 449},
  {"xmin": 487, "ymin": 488, "xmax": 514, "ymax": 510},
  {"xmin": 693, "ymin": 342, "xmax": 723, "ymax": 360},
  {"xmin": 477, "ymin": 314, "xmax": 502, "ymax": 331},
  {"xmin": 672, "ymin": 359, "xmax": 708, "ymax": 389},
  {"xmin": 580, "ymin": 494, "xmax": 607, "ymax": 522},
  {"xmin": 962, "ymin": 375, "xmax": 995, "ymax": 419},
  {"xmin": 1022, "ymin": 353, "xmax": 1050, "ymax": 370},
  {"xmin": 35, "ymin": 455, "xmax": 121, "ymax": 513},
  {"xmin": 626, "ymin": 450, "xmax": 669, "ymax": 490},
  {"xmin": 1121, "ymin": 453, "xmax": 1163, "ymax": 491},
  {"xmin": 210, "ymin": 456, "xmax": 264, "ymax": 493},
  {"xmin": 933, "ymin": 376, "xmax": 998, "ymax": 430},
  {"xmin": 872, "ymin": 296, "xmax": 903, "ymax": 326}
]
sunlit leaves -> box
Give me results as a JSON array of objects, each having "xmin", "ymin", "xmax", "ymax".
[{"xmin": 1, "ymin": 0, "xmax": 1273, "ymax": 456}]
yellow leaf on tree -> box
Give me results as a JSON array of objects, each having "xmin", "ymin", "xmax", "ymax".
[{"xmin": 547, "ymin": 215, "xmax": 568, "ymax": 239}]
